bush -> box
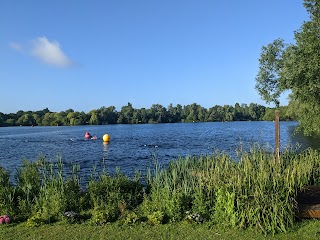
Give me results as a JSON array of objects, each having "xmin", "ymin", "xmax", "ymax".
[
  {"xmin": 0, "ymin": 167, "xmax": 15, "ymax": 216},
  {"xmin": 87, "ymin": 170, "xmax": 144, "ymax": 224},
  {"xmin": 1, "ymin": 147, "xmax": 320, "ymax": 235}
]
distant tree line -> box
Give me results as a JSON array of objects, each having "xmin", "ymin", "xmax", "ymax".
[{"xmin": 0, "ymin": 103, "xmax": 295, "ymax": 127}]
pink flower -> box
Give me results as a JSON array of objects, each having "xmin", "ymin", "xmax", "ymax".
[
  {"xmin": 5, "ymin": 216, "xmax": 10, "ymax": 223},
  {"xmin": 0, "ymin": 215, "xmax": 10, "ymax": 224}
]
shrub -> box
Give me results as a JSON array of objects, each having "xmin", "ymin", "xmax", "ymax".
[
  {"xmin": 15, "ymin": 160, "xmax": 41, "ymax": 220},
  {"xmin": 147, "ymin": 210, "xmax": 164, "ymax": 225},
  {"xmin": 0, "ymin": 167, "xmax": 15, "ymax": 216},
  {"xmin": 87, "ymin": 169, "xmax": 144, "ymax": 224}
]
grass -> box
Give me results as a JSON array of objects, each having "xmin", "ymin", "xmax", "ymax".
[
  {"xmin": 1, "ymin": 220, "xmax": 320, "ymax": 240},
  {"xmin": 143, "ymin": 146, "xmax": 320, "ymax": 234},
  {"xmin": 1, "ymin": 145, "xmax": 320, "ymax": 237}
]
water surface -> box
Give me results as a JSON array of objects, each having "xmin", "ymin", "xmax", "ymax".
[{"xmin": 0, "ymin": 122, "xmax": 318, "ymax": 179}]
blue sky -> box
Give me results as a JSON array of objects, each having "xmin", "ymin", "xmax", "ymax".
[{"xmin": 1, "ymin": 0, "xmax": 309, "ymax": 114}]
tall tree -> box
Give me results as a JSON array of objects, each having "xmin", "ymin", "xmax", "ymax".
[
  {"xmin": 117, "ymin": 103, "xmax": 134, "ymax": 124},
  {"xmin": 255, "ymin": 39, "xmax": 286, "ymax": 107},
  {"xmin": 256, "ymin": 0, "xmax": 320, "ymax": 135},
  {"xmin": 88, "ymin": 110, "xmax": 100, "ymax": 125}
]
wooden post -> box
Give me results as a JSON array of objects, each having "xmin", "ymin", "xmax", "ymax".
[{"xmin": 275, "ymin": 110, "xmax": 280, "ymax": 163}]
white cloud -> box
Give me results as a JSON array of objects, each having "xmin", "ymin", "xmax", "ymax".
[
  {"xmin": 31, "ymin": 36, "xmax": 73, "ymax": 68},
  {"xmin": 9, "ymin": 42, "xmax": 23, "ymax": 52}
]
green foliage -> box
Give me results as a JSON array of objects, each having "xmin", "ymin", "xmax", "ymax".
[
  {"xmin": 123, "ymin": 211, "xmax": 139, "ymax": 224},
  {"xmin": 256, "ymin": 0, "xmax": 320, "ymax": 135},
  {"xmin": 87, "ymin": 170, "xmax": 144, "ymax": 224},
  {"xmin": 15, "ymin": 160, "xmax": 41, "ymax": 220},
  {"xmin": 255, "ymin": 39, "xmax": 286, "ymax": 107},
  {"xmin": 34, "ymin": 184, "xmax": 66, "ymax": 223},
  {"xmin": 26, "ymin": 210, "xmax": 46, "ymax": 227},
  {"xmin": 0, "ymin": 167, "xmax": 15, "ymax": 216},
  {"xmin": 2, "ymin": 148, "xmax": 320, "ymax": 235},
  {"xmin": 91, "ymin": 205, "xmax": 119, "ymax": 225},
  {"xmin": 141, "ymin": 188, "xmax": 189, "ymax": 223},
  {"xmin": 141, "ymin": 147, "xmax": 320, "ymax": 234},
  {"xmin": 212, "ymin": 188, "xmax": 237, "ymax": 227},
  {"xmin": 31, "ymin": 169, "xmax": 65, "ymax": 223},
  {"xmin": 147, "ymin": 210, "xmax": 164, "ymax": 225},
  {"xmin": 15, "ymin": 157, "xmax": 82, "ymax": 224},
  {"xmin": 0, "ymin": 101, "xmax": 287, "ymax": 128},
  {"xmin": 0, "ymin": 166, "xmax": 10, "ymax": 189},
  {"xmin": 63, "ymin": 177, "xmax": 83, "ymax": 212},
  {"xmin": 287, "ymin": 100, "xmax": 320, "ymax": 136}
]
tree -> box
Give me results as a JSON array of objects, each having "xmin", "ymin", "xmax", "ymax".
[
  {"xmin": 197, "ymin": 105, "xmax": 207, "ymax": 122},
  {"xmin": 255, "ymin": 0, "xmax": 320, "ymax": 135},
  {"xmin": 54, "ymin": 111, "xmax": 68, "ymax": 126},
  {"xmin": 234, "ymin": 103, "xmax": 242, "ymax": 121},
  {"xmin": 132, "ymin": 110, "xmax": 141, "ymax": 124},
  {"xmin": 42, "ymin": 113, "xmax": 57, "ymax": 126},
  {"xmin": 32, "ymin": 113, "xmax": 42, "ymax": 126},
  {"xmin": 248, "ymin": 103, "xmax": 258, "ymax": 120},
  {"xmin": 102, "ymin": 106, "xmax": 117, "ymax": 124},
  {"xmin": 186, "ymin": 103, "xmax": 200, "ymax": 122},
  {"xmin": 223, "ymin": 105, "xmax": 234, "ymax": 122},
  {"xmin": 149, "ymin": 104, "xmax": 167, "ymax": 123},
  {"xmin": 255, "ymin": 39, "xmax": 286, "ymax": 107},
  {"xmin": 117, "ymin": 103, "xmax": 134, "ymax": 124},
  {"xmin": 140, "ymin": 108, "xmax": 148, "ymax": 123},
  {"xmin": 88, "ymin": 110, "xmax": 100, "ymax": 125},
  {"xmin": 5, "ymin": 119, "xmax": 15, "ymax": 126},
  {"xmin": 16, "ymin": 113, "xmax": 35, "ymax": 126},
  {"xmin": 0, "ymin": 113, "xmax": 4, "ymax": 127},
  {"xmin": 167, "ymin": 104, "xmax": 178, "ymax": 123},
  {"xmin": 207, "ymin": 105, "xmax": 224, "ymax": 122},
  {"xmin": 66, "ymin": 112, "xmax": 80, "ymax": 126},
  {"xmin": 262, "ymin": 108, "xmax": 275, "ymax": 121}
]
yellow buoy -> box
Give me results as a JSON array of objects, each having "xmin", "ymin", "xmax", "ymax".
[{"xmin": 103, "ymin": 134, "xmax": 110, "ymax": 142}]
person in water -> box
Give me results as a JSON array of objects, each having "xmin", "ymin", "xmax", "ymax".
[
  {"xmin": 84, "ymin": 131, "xmax": 92, "ymax": 139},
  {"xmin": 84, "ymin": 131, "xmax": 97, "ymax": 140}
]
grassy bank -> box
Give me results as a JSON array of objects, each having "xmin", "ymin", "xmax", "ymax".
[
  {"xmin": 1, "ymin": 220, "xmax": 320, "ymax": 240},
  {"xmin": 0, "ymin": 145, "xmax": 320, "ymax": 236}
]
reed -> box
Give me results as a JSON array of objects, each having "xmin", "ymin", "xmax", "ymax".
[
  {"xmin": 87, "ymin": 167, "xmax": 144, "ymax": 225},
  {"xmin": 143, "ymin": 146, "xmax": 320, "ymax": 234},
  {"xmin": 0, "ymin": 166, "xmax": 15, "ymax": 216},
  {"xmin": 0, "ymin": 146, "xmax": 319, "ymax": 234}
]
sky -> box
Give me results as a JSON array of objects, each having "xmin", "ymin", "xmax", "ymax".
[{"xmin": 0, "ymin": 0, "xmax": 310, "ymax": 114}]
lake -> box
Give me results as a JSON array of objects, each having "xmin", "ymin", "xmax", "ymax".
[{"xmin": 0, "ymin": 121, "xmax": 319, "ymax": 181}]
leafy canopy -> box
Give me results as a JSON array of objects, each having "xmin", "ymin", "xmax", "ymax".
[{"xmin": 256, "ymin": 0, "xmax": 320, "ymax": 135}]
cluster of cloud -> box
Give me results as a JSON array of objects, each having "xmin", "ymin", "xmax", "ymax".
[{"xmin": 10, "ymin": 36, "xmax": 73, "ymax": 68}]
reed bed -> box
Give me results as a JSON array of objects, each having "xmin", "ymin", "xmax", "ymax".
[
  {"xmin": 143, "ymin": 145, "xmax": 320, "ymax": 234},
  {"xmin": 0, "ymin": 146, "xmax": 319, "ymax": 235}
]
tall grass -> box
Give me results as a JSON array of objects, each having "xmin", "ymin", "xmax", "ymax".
[
  {"xmin": 0, "ymin": 146, "xmax": 319, "ymax": 234},
  {"xmin": 143, "ymin": 146, "xmax": 320, "ymax": 234},
  {"xmin": 87, "ymin": 168, "xmax": 144, "ymax": 225}
]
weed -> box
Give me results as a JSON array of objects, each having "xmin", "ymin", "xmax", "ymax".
[{"xmin": 1, "ymin": 146, "xmax": 320, "ymax": 235}]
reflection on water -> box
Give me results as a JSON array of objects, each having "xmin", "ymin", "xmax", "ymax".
[{"xmin": 102, "ymin": 141, "xmax": 109, "ymax": 161}]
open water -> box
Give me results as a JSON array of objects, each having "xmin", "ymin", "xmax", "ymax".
[{"xmin": 0, "ymin": 122, "xmax": 319, "ymax": 180}]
